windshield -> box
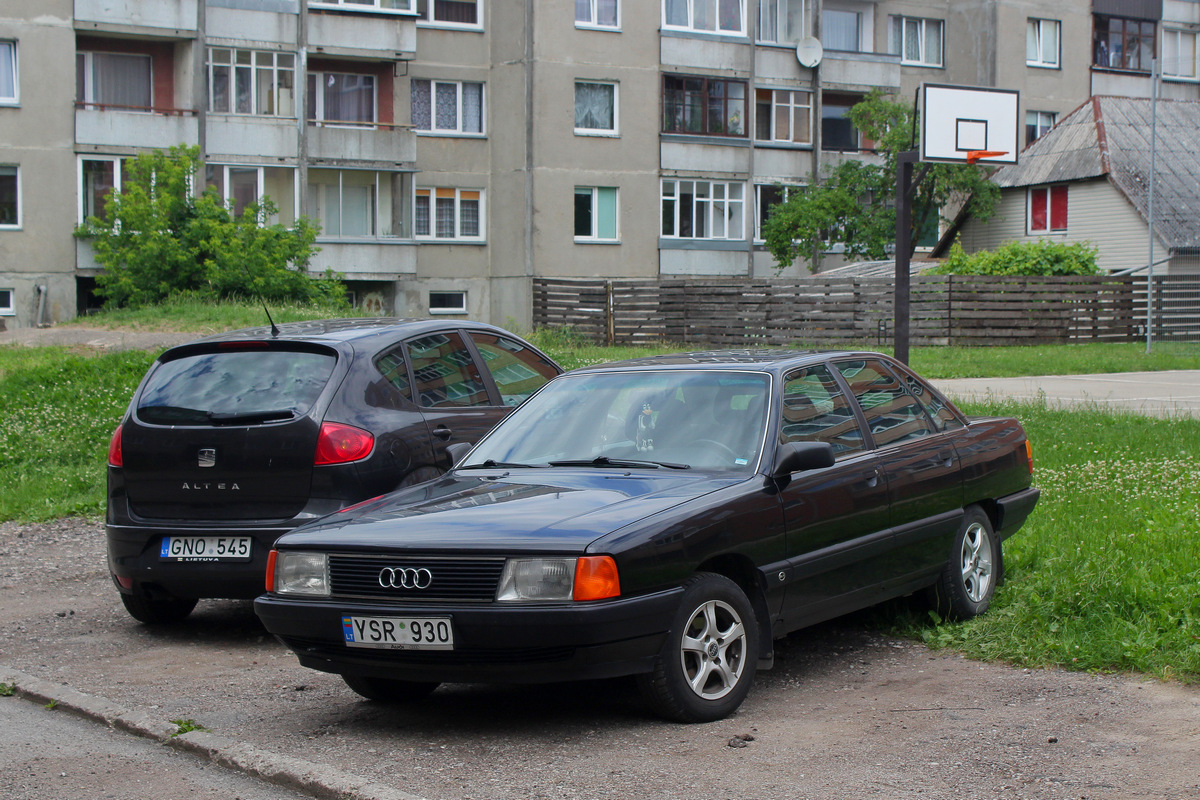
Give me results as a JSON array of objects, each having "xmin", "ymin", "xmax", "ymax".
[{"xmin": 463, "ymin": 370, "xmax": 771, "ymax": 471}]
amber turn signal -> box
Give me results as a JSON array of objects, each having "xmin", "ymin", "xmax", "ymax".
[
  {"xmin": 573, "ymin": 556, "xmax": 620, "ymax": 601},
  {"xmin": 1025, "ymin": 439, "xmax": 1034, "ymax": 475},
  {"xmin": 265, "ymin": 549, "xmax": 277, "ymax": 592}
]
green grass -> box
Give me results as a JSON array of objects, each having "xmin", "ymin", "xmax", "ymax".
[{"xmin": 67, "ymin": 293, "xmax": 361, "ymax": 335}]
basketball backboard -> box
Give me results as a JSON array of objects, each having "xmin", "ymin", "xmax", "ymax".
[{"xmin": 920, "ymin": 83, "xmax": 1019, "ymax": 165}]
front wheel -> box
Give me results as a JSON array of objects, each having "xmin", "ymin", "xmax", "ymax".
[
  {"xmin": 342, "ymin": 674, "xmax": 440, "ymax": 703},
  {"xmin": 931, "ymin": 507, "xmax": 999, "ymax": 621},
  {"xmin": 637, "ymin": 572, "xmax": 758, "ymax": 723},
  {"xmin": 119, "ymin": 591, "xmax": 198, "ymax": 625}
]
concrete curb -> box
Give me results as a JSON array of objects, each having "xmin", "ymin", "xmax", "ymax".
[{"xmin": 0, "ymin": 666, "xmax": 427, "ymax": 800}]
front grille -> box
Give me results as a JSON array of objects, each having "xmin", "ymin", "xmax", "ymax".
[{"xmin": 329, "ymin": 554, "xmax": 506, "ymax": 602}]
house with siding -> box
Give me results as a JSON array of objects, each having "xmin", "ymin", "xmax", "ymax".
[{"xmin": 956, "ymin": 95, "xmax": 1200, "ymax": 275}]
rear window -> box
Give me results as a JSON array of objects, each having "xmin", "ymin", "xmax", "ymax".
[{"xmin": 136, "ymin": 348, "xmax": 337, "ymax": 425}]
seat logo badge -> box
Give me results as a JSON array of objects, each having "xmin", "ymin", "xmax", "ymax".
[
  {"xmin": 379, "ymin": 567, "xmax": 433, "ymax": 590},
  {"xmin": 198, "ymin": 448, "xmax": 217, "ymax": 468}
]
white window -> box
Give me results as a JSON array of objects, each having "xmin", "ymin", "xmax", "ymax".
[
  {"xmin": 576, "ymin": 0, "xmax": 619, "ymax": 29},
  {"xmin": 0, "ymin": 165, "xmax": 19, "ymax": 228},
  {"xmin": 79, "ymin": 157, "xmax": 125, "ymax": 224},
  {"xmin": 1163, "ymin": 28, "xmax": 1199, "ymax": 80},
  {"xmin": 822, "ymin": 8, "xmax": 861, "ymax": 51},
  {"xmin": 663, "ymin": 0, "xmax": 746, "ymax": 35},
  {"xmin": 661, "ymin": 180, "xmax": 744, "ymax": 240},
  {"xmin": 412, "ymin": 79, "xmax": 484, "ymax": 135},
  {"xmin": 757, "ymin": 0, "xmax": 805, "ymax": 44},
  {"xmin": 754, "ymin": 183, "xmax": 801, "ymax": 241},
  {"xmin": 308, "ymin": 169, "xmax": 410, "ymax": 239},
  {"xmin": 76, "ymin": 51, "xmax": 151, "ymax": 110},
  {"xmin": 889, "ymin": 16, "xmax": 943, "ymax": 67},
  {"xmin": 0, "ymin": 40, "xmax": 17, "ymax": 105},
  {"xmin": 205, "ymin": 164, "xmax": 298, "ymax": 224},
  {"xmin": 1026, "ymin": 19, "xmax": 1060, "ymax": 68},
  {"xmin": 415, "ymin": 188, "xmax": 483, "ymax": 241},
  {"xmin": 574, "ymin": 187, "xmax": 619, "ymax": 241},
  {"xmin": 0, "ymin": 288, "xmax": 13, "ymax": 316},
  {"xmin": 310, "ymin": 0, "xmax": 415, "ymax": 13},
  {"xmin": 755, "ymin": 88, "xmax": 811, "ymax": 144},
  {"xmin": 429, "ymin": 291, "xmax": 467, "ymax": 313},
  {"xmin": 416, "ymin": 0, "xmax": 480, "ymax": 28},
  {"xmin": 308, "ymin": 71, "xmax": 376, "ymax": 126},
  {"xmin": 1025, "ymin": 110, "xmax": 1057, "ymax": 146},
  {"xmin": 575, "ymin": 81, "xmax": 618, "ymax": 135},
  {"xmin": 208, "ymin": 49, "xmax": 296, "ymax": 117}
]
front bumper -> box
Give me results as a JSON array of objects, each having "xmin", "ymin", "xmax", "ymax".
[{"xmin": 254, "ymin": 588, "xmax": 684, "ymax": 684}]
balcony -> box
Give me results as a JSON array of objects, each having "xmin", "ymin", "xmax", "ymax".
[
  {"xmin": 74, "ymin": 0, "xmax": 199, "ymax": 37},
  {"xmin": 206, "ymin": 116, "xmax": 299, "ymax": 161},
  {"xmin": 309, "ymin": 240, "xmax": 417, "ymax": 280},
  {"xmin": 308, "ymin": 123, "xmax": 416, "ymax": 167},
  {"xmin": 821, "ymin": 50, "xmax": 900, "ymax": 93},
  {"xmin": 75, "ymin": 105, "xmax": 199, "ymax": 150},
  {"xmin": 308, "ymin": 8, "xmax": 417, "ymax": 61}
]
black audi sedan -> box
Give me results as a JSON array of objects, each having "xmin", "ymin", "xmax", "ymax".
[
  {"xmin": 106, "ymin": 318, "xmax": 560, "ymax": 624},
  {"xmin": 255, "ymin": 350, "xmax": 1039, "ymax": 722}
]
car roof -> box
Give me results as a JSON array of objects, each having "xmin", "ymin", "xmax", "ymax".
[
  {"xmin": 568, "ymin": 349, "xmax": 892, "ymax": 377},
  {"xmin": 181, "ymin": 318, "xmax": 517, "ymax": 353}
]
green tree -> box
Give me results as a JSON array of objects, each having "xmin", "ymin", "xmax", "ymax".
[
  {"xmin": 77, "ymin": 145, "xmax": 340, "ymax": 309},
  {"xmin": 762, "ymin": 91, "xmax": 1002, "ymax": 271}
]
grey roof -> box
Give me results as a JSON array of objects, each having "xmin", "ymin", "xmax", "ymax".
[
  {"xmin": 990, "ymin": 96, "xmax": 1200, "ymax": 249},
  {"xmin": 816, "ymin": 259, "xmax": 938, "ymax": 278}
]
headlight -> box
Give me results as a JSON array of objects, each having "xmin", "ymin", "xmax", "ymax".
[
  {"xmin": 271, "ymin": 551, "xmax": 330, "ymax": 596},
  {"xmin": 496, "ymin": 556, "xmax": 620, "ymax": 602}
]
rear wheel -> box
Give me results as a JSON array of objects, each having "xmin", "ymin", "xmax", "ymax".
[
  {"xmin": 637, "ymin": 572, "xmax": 758, "ymax": 723},
  {"xmin": 342, "ymin": 675, "xmax": 440, "ymax": 703},
  {"xmin": 931, "ymin": 507, "xmax": 999, "ymax": 621},
  {"xmin": 119, "ymin": 591, "xmax": 198, "ymax": 624}
]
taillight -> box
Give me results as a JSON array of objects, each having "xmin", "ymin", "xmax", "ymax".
[
  {"xmin": 314, "ymin": 422, "xmax": 374, "ymax": 465},
  {"xmin": 107, "ymin": 424, "xmax": 123, "ymax": 467},
  {"xmin": 1025, "ymin": 439, "xmax": 1034, "ymax": 475}
]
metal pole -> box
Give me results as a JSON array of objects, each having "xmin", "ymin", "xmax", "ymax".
[
  {"xmin": 894, "ymin": 150, "xmax": 917, "ymax": 364},
  {"xmin": 1147, "ymin": 58, "xmax": 1159, "ymax": 353}
]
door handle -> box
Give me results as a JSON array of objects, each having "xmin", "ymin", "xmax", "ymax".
[{"xmin": 433, "ymin": 427, "xmax": 452, "ymax": 441}]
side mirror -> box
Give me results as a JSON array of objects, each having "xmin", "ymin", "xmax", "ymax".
[
  {"xmin": 772, "ymin": 441, "xmax": 835, "ymax": 478},
  {"xmin": 446, "ymin": 441, "xmax": 473, "ymax": 467}
]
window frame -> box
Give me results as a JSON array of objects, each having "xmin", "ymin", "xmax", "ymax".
[
  {"xmin": 0, "ymin": 287, "xmax": 13, "ymax": 316},
  {"xmin": 576, "ymin": 0, "xmax": 620, "ymax": 30},
  {"xmin": 411, "ymin": 78, "xmax": 485, "ymax": 136},
  {"xmin": 757, "ymin": 0, "xmax": 806, "ymax": 45},
  {"xmin": 309, "ymin": 0, "xmax": 415, "ymax": 14},
  {"xmin": 1093, "ymin": 14, "xmax": 1156, "ymax": 72},
  {"xmin": 205, "ymin": 163, "xmax": 300, "ymax": 225},
  {"xmin": 574, "ymin": 186, "xmax": 619, "ymax": 242},
  {"xmin": 415, "ymin": 0, "xmax": 482, "ymax": 30},
  {"xmin": 414, "ymin": 187, "xmax": 485, "ymax": 242},
  {"xmin": 662, "ymin": 74, "xmax": 748, "ymax": 138},
  {"xmin": 0, "ymin": 39, "xmax": 17, "ymax": 105},
  {"xmin": 0, "ymin": 164, "xmax": 20, "ymax": 229},
  {"xmin": 822, "ymin": 6, "xmax": 862, "ymax": 52},
  {"xmin": 1162, "ymin": 27, "xmax": 1200, "ymax": 81},
  {"xmin": 207, "ymin": 48, "xmax": 296, "ymax": 118},
  {"xmin": 662, "ymin": 0, "xmax": 747, "ymax": 36},
  {"xmin": 754, "ymin": 87, "xmax": 812, "ymax": 145},
  {"xmin": 308, "ymin": 168, "xmax": 403, "ymax": 240},
  {"xmin": 307, "ymin": 70, "xmax": 377, "ymax": 128},
  {"xmin": 1026, "ymin": 18, "xmax": 1061, "ymax": 68},
  {"xmin": 660, "ymin": 179, "xmax": 746, "ymax": 241},
  {"xmin": 428, "ymin": 291, "xmax": 467, "ymax": 314},
  {"xmin": 889, "ymin": 15, "xmax": 943, "ymax": 67},
  {"xmin": 78, "ymin": 156, "xmax": 124, "ymax": 225},
  {"xmin": 574, "ymin": 80, "xmax": 619, "ymax": 136},
  {"xmin": 754, "ymin": 182, "xmax": 801, "ymax": 242},
  {"xmin": 1027, "ymin": 184, "xmax": 1068, "ymax": 234},
  {"xmin": 1025, "ymin": 110, "xmax": 1057, "ymax": 146}
]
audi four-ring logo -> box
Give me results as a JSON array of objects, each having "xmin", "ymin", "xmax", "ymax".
[{"xmin": 378, "ymin": 567, "xmax": 433, "ymax": 589}]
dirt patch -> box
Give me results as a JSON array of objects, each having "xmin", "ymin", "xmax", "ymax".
[{"xmin": 1, "ymin": 518, "xmax": 1197, "ymax": 800}]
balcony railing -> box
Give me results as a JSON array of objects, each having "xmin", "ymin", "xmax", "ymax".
[
  {"xmin": 307, "ymin": 120, "xmax": 416, "ymax": 164},
  {"xmin": 74, "ymin": 103, "xmax": 200, "ymax": 150},
  {"xmin": 75, "ymin": 0, "xmax": 199, "ymax": 34}
]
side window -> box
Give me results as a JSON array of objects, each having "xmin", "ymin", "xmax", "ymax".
[
  {"xmin": 894, "ymin": 365, "xmax": 964, "ymax": 432},
  {"xmin": 835, "ymin": 360, "xmax": 934, "ymax": 448},
  {"xmin": 374, "ymin": 348, "xmax": 412, "ymax": 401},
  {"xmin": 468, "ymin": 333, "xmax": 559, "ymax": 406},
  {"xmin": 780, "ymin": 364, "xmax": 865, "ymax": 454},
  {"xmin": 406, "ymin": 332, "xmax": 490, "ymax": 408}
]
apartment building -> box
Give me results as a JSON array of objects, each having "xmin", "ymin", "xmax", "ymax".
[{"xmin": 1, "ymin": 1, "xmax": 1197, "ymax": 329}]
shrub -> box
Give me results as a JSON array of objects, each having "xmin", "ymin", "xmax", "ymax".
[{"xmin": 933, "ymin": 240, "xmax": 1100, "ymax": 277}]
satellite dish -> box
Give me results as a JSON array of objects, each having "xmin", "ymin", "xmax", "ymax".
[{"xmin": 796, "ymin": 37, "xmax": 823, "ymax": 68}]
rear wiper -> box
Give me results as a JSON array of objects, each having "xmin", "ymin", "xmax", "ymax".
[
  {"xmin": 206, "ymin": 409, "xmax": 296, "ymax": 425},
  {"xmin": 458, "ymin": 459, "xmax": 544, "ymax": 469},
  {"xmin": 547, "ymin": 456, "xmax": 690, "ymax": 470}
]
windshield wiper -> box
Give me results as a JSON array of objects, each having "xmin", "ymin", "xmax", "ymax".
[
  {"xmin": 547, "ymin": 456, "xmax": 690, "ymax": 470},
  {"xmin": 458, "ymin": 459, "xmax": 544, "ymax": 469}
]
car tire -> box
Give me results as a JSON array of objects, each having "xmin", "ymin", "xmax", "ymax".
[
  {"xmin": 119, "ymin": 591, "xmax": 198, "ymax": 624},
  {"xmin": 637, "ymin": 572, "xmax": 758, "ymax": 723},
  {"xmin": 342, "ymin": 674, "xmax": 440, "ymax": 703},
  {"xmin": 931, "ymin": 507, "xmax": 999, "ymax": 621}
]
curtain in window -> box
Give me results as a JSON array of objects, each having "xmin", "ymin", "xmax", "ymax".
[
  {"xmin": 324, "ymin": 74, "xmax": 375, "ymax": 123},
  {"xmin": 415, "ymin": 192, "xmax": 430, "ymax": 236},
  {"xmin": 904, "ymin": 19, "xmax": 922, "ymax": 62},
  {"xmin": 436, "ymin": 193, "xmax": 456, "ymax": 237},
  {"xmin": 665, "ymin": 0, "xmax": 688, "ymax": 26},
  {"xmin": 341, "ymin": 183, "xmax": 374, "ymax": 236},
  {"xmin": 0, "ymin": 42, "xmax": 14, "ymax": 100},
  {"xmin": 435, "ymin": 83, "xmax": 458, "ymax": 130},
  {"xmin": 575, "ymin": 83, "xmax": 614, "ymax": 130},
  {"xmin": 597, "ymin": 0, "xmax": 618, "ymax": 25},
  {"xmin": 823, "ymin": 10, "xmax": 859, "ymax": 51},
  {"xmin": 91, "ymin": 53, "xmax": 151, "ymax": 108},
  {"xmin": 433, "ymin": 0, "xmax": 477, "ymax": 23},
  {"xmin": 925, "ymin": 20, "xmax": 941, "ymax": 65},
  {"xmin": 460, "ymin": 192, "xmax": 480, "ymax": 237},
  {"xmin": 462, "ymin": 83, "xmax": 482, "ymax": 133},
  {"xmin": 411, "ymin": 80, "xmax": 431, "ymax": 129}
]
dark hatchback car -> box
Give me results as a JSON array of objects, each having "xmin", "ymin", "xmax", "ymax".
[
  {"xmin": 255, "ymin": 350, "xmax": 1039, "ymax": 722},
  {"xmin": 106, "ymin": 318, "xmax": 560, "ymax": 624}
]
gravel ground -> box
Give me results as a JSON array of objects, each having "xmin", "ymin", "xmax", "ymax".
[{"xmin": 1, "ymin": 517, "xmax": 1199, "ymax": 800}]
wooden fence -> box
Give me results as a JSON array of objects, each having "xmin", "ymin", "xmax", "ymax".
[{"xmin": 533, "ymin": 274, "xmax": 1163, "ymax": 347}]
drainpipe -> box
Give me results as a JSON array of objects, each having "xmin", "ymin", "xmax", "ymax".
[
  {"xmin": 36, "ymin": 284, "xmax": 49, "ymax": 328},
  {"xmin": 747, "ymin": 1, "xmax": 757, "ymax": 278}
]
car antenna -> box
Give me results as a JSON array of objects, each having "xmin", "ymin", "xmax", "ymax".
[{"xmin": 260, "ymin": 296, "xmax": 280, "ymax": 338}]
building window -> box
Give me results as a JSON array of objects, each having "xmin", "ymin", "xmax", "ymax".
[
  {"xmin": 429, "ymin": 291, "xmax": 467, "ymax": 313},
  {"xmin": 310, "ymin": 0, "xmax": 415, "ymax": 13},
  {"xmin": 889, "ymin": 16, "xmax": 943, "ymax": 67},
  {"xmin": 415, "ymin": 188, "xmax": 483, "ymax": 240},
  {"xmin": 416, "ymin": 0, "xmax": 480, "ymax": 27},
  {"xmin": 663, "ymin": 0, "xmax": 746, "ymax": 35},
  {"xmin": 1028, "ymin": 185, "xmax": 1067, "ymax": 234},
  {"xmin": 1163, "ymin": 28, "xmax": 1199, "ymax": 80},
  {"xmin": 574, "ymin": 187, "xmax": 618, "ymax": 241},
  {"xmin": 576, "ymin": 0, "xmax": 619, "ymax": 29},
  {"xmin": 821, "ymin": 92, "xmax": 861, "ymax": 151},
  {"xmin": 1094, "ymin": 15, "xmax": 1155, "ymax": 72},
  {"xmin": 0, "ymin": 288, "xmax": 13, "ymax": 316},
  {"xmin": 758, "ymin": 0, "xmax": 805, "ymax": 44},
  {"xmin": 0, "ymin": 165, "xmax": 18, "ymax": 228},
  {"xmin": 412, "ymin": 79, "xmax": 484, "ymax": 135},
  {"xmin": 209, "ymin": 49, "xmax": 296, "ymax": 117},
  {"xmin": 79, "ymin": 157, "xmax": 126, "ymax": 224},
  {"xmin": 822, "ymin": 7, "xmax": 861, "ymax": 52},
  {"xmin": 205, "ymin": 165, "xmax": 298, "ymax": 224},
  {"xmin": 575, "ymin": 81, "xmax": 617, "ymax": 134},
  {"xmin": 0, "ymin": 40, "xmax": 16, "ymax": 104},
  {"xmin": 1025, "ymin": 110, "xmax": 1056, "ymax": 146},
  {"xmin": 308, "ymin": 169, "xmax": 410, "ymax": 239},
  {"xmin": 76, "ymin": 51, "xmax": 151, "ymax": 110},
  {"xmin": 755, "ymin": 88, "xmax": 811, "ymax": 145},
  {"xmin": 663, "ymin": 75, "xmax": 747, "ymax": 137},
  {"xmin": 755, "ymin": 183, "xmax": 800, "ymax": 241},
  {"xmin": 661, "ymin": 180, "xmax": 744, "ymax": 240},
  {"xmin": 307, "ymin": 71, "xmax": 375, "ymax": 126},
  {"xmin": 1027, "ymin": 19, "xmax": 1060, "ymax": 68}
]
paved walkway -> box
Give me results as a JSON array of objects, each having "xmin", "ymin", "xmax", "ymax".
[{"xmin": 936, "ymin": 370, "xmax": 1200, "ymax": 418}]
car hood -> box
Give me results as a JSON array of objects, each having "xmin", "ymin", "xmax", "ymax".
[{"xmin": 276, "ymin": 468, "xmax": 747, "ymax": 553}]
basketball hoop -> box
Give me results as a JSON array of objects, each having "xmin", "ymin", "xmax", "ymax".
[{"xmin": 965, "ymin": 150, "xmax": 1008, "ymax": 164}]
